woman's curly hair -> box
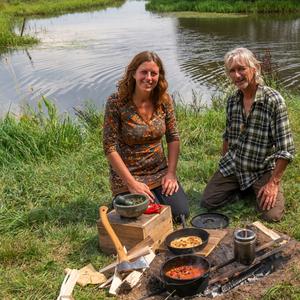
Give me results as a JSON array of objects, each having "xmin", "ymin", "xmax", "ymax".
[{"xmin": 117, "ymin": 51, "xmax": 169, "ymax": 108}]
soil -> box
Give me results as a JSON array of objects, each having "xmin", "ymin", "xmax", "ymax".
[{"xmin": 118, "ymin": 228, "xmax": 300, "ymax": 300}]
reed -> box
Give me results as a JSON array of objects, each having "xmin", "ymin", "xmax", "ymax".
[
  {"xmin": 146, "ymin": 0, "xmax": 300, "ymax": 14},
  {"xmin": 0, "ymin": 89, "xmax": 299, "ymax": 299}
]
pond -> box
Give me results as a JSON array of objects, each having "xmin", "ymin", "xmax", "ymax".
[{"xmin": 0, "ymin": 0, "xmax": 299, "ymax": 115}]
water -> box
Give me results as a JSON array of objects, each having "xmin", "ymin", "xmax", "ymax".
[{"xmin": 0, "ymin": 1, "xmax": 299, "ymax": 115}]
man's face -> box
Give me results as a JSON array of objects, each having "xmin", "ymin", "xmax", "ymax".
[{"xmin": 228, "ymin": 59, "xmax": 256, "ymax": 91}]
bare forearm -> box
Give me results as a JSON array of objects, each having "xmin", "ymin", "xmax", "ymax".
[
  {"xmin": 269, "ymin": 158, "xmax": 289, "ymax": 184},
  {"xmin": 167, "ymin": 141, "xmax": 180, "ymax": 175},
  {"xmin": 107, "ymin": 151, "xmax": 135, "ymax": 187},
  {"xmin": 222, "ymin": 140, "xmax": 228, "ymax": 156}
]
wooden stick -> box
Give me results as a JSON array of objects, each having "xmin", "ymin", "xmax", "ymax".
[
  {"xmin": 252, "ymin": 221, "xmax": 280, "ymax": 240},
  {"xmin": 210, "ymin": 236, "xmax": 284, "ymax": 273},
  {"xmin": 57, "ymin": 269, "xmax": 80, "ymax": 300},
  {"xmin": 209, "ymin": 241, "xmax": 289, "ymax": 285}
]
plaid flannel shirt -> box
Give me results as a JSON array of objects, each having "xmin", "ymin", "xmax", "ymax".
[{"xmin": 219, "ymin": 85, "xmax": 295, "ymax": 190}]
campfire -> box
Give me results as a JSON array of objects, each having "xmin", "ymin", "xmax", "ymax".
[{"xmin": 95, "ymin": 206, "xmax": 294, "ymax": 300}]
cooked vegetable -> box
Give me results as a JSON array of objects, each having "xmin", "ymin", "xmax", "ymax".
[{"xmin": 170, "ymin": 236, "xmax": 202, "ymax": 248}]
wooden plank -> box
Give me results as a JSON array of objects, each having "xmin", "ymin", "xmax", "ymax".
[
  {"xmin": 197, "ymin": 229, "xmax": 228, "ymax": 256},
  {"xmin": 252, "ymin": 221, "xmax": 281, "ymax": 241}
]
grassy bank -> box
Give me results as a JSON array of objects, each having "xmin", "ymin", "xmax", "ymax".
[
  {"xmin": 0, "ymin": 0, "xmax": 124, "ymax": 48},
  {"xmin": 146, "ymin": 0, "xmax": 300, "ymax": 14},
  {"xmin": 0, "ymin": 92, "xmax": 299, "ymax": 299}
]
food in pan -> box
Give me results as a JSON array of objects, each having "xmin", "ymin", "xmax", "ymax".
[
  {"xmin": 170, "ymin": 236, "xmax": 202, "ymax": 248},
  {"xmin": 165, "ymin": 265, "xmax": 206, "ymax": 280}
]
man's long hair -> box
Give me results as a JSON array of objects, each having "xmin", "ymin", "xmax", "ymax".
[{"xmin": 224, "ymin": 47, "xmax": 264, "ymax": 85}]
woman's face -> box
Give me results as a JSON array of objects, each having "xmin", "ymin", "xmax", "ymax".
[{"xmin": 133, "ymin": 61, "xmax": 160, "ymax": 94}]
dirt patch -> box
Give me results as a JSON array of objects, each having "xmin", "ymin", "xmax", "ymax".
[{"xmin": 119, "ymin": 229, "xmax": 300, "ymax": 300}]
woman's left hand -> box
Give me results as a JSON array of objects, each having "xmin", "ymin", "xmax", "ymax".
[{"xmin": 161, "ymin": 173, "xmax": 179, "ymax": 196}]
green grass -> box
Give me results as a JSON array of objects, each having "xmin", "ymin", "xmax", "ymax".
[
  {"xmin": 0, "ymin": 0, "xmax": 125, "ymax": 48},
  {"xmin": 146, "ymin": 0, "xmax": 300, "ymax": 14},
  {"xmin": 0, "ymin": 92, "xmax": 299, "ymax": 299}
]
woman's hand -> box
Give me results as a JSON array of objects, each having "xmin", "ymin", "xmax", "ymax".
[
  {"xmin": 128, "ymin": 180, "xmax": 155, "ymax": 202},
  {"xmin": 161, "ymin": 172, "xmax": 179, "ymax": 196}
]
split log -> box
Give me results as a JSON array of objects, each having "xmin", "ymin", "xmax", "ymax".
[
  {"xmin": 252, "ymin": 221, "xmax": 281, "ymax": 241},
  {"xmin": 99, "ymin": 245, "xmax": 151, "ymax": 274},
  {"xmin": 57, "ymin": 269, "xmax": 80, "ymax": 300}
]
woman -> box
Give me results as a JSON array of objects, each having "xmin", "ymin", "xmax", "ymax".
[{"xmin": 103, "ymin": 51, "xmax": 189, "ymax": 221}]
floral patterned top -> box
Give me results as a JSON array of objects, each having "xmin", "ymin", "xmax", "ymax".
[{"xmin": 103, "ymin": 93, "xmax": 180, "ymax": 195}]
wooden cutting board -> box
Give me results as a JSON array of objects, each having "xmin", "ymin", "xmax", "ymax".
[
  {"xmin": 198, "ymin": 229, "xmax": 227, "ymax": 256},
  {"xmin": 157, "ymin": 229, "xmax": 227, "ymax": 257}
]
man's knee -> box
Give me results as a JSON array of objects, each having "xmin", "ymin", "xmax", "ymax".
[
  {"xmin": 200, "ymin": 197, "xmax": 216, "ymax": 209},
  {"xmin": 261, "ymin": 209, "xmax": 284, "ymax": 222}
]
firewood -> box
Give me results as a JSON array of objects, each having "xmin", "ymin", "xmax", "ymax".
[
  {"xmin": 99, "ymin": 245, "xmax": 151, "ymax": 274},
  {"xmin": 118, "ymin": 249, "xmax": 156, "ymax": 292},
  {"xmin": 57, "ymin": 269, "xmax": 80, "ymax": 300},
  {"xmin": 252, "ymin": 221, "xmax": 280, "ymax": 241}
]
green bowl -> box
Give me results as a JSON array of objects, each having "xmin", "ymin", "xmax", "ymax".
[{"xmin": 113, "ymin": 194, "xmax": 149, "ymax": 218}]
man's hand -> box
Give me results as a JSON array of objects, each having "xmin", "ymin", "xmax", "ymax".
[
  {"xmin": 161, "ymin": 172, "xmax": 179, "ymax": 196},
  {"xmin": 258, "ymin": 180, "xmax": 279, "ymax": 211},
  {"xmin": 128, "ymin": 180, "xmax": 155, "ymax": 202}
]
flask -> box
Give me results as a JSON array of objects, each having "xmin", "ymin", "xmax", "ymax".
[{"xmin": 234, "ymin": 228, "xmax": 256, "ymax": 265}]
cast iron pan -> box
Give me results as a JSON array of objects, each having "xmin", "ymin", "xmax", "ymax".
[
  {"xmin": 161, "ymin": 254, "xmax": 210, "ymax": 296},
  {"xmin": 191, "ymin": 212, "xmax": 229, "ymax": 229},
  {"xmin": 165, "ymin": 214, "xmax": 209, "ymax": 255}
]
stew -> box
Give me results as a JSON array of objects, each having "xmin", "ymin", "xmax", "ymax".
[{"xmin": 165, "ymin": 265, "xmax": 206, "ymax": 280}]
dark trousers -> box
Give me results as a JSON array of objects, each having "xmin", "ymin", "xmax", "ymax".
[
  {"xmin": 116, "ymin": 183, "xmax": 189, "ymax": 222},
  {"xmin": 201, "ymin": 170, "xmax": 285, "ymax": 222}
]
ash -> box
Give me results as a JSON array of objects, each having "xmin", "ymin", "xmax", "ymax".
[{"xmin": 203, "ymin": 253, "xmax": 288, "ymax": 298}]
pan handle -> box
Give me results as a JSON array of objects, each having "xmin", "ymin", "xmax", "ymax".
[
  {"xmin": 180, "ymin": 214, "xmax": 187, "ymax": 228},
  {"xmin": 99, "ymin": 206, "xmax": 128, "ymax": 262}
]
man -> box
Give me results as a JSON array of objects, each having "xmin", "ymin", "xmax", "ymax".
[{"xmin": 201, "ymin": 47, "xmax": 295, "ymax": 221}]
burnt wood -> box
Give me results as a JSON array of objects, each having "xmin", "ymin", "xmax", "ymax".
[{"xmin": 209, "ymin": 241, "xmax": 290, "ymax": 285}]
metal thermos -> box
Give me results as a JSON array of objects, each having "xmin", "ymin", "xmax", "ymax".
[{"xmin": 234, "ymin": 228, "xmax": 256, "ymax": 265}]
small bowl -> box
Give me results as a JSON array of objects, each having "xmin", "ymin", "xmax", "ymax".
[{"xmin": 113, "ymin": 194, "xmax": 149, "ymax": 218}]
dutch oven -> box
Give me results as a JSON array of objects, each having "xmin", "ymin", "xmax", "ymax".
[
  {"xmin": 165, "ymin": 214, "xmax": 209, "ymax": 254},
  {"xmin": 161, "ymin": 254, "xmax": 210, "ymax": 297}
]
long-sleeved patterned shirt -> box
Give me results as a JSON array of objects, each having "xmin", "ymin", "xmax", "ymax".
[
  {"xmin": 219, "ymin": 85, "xmax": 295, "ymax": 190},
  {"xmin": 103, "ymin": 93, "xmax": 179, "ymax": 195}
]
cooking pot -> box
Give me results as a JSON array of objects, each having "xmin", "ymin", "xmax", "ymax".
[
  {"xmin": 161, "ymin": 254, "xmax": 210, "ymax": 296},
  {"xmin": 165, "ymin": 214, "xmax": 209, "ymax": 254}
]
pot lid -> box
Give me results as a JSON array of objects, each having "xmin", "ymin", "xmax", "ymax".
[{"xmin": 191, "ymin": 212, "xmax": 229, "ymax": 229}]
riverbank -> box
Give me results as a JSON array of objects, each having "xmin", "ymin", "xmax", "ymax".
[
  {"xmin": 0, "ymin": 91, "xmax": 299, "ymax": 299},
  {"xmin": 0, "ymin": 0, "xmax": 124, "ymax": 48},
  {"xmin": 146, "ymin": 0, "xmax": 300, "ymax": 14}
]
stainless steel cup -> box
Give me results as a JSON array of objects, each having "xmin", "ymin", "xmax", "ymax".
[{"xmin": 234, "ymin": 228, "xmax": 256, "ymax": 265}]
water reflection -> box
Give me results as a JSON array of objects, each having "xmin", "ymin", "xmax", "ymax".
[
  {"xmin": 0, "ymin": 1, "xmax": 299, "ymax": 116},
  {"xmin": 175, "ymin": 15, "xmax": 300, "ymax": 88}
]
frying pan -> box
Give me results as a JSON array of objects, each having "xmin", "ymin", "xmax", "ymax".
[{"xmin": 165, "ymin": 214, "xmax": 209, "ymax": 254}]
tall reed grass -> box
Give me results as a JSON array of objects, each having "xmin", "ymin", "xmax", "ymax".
[{"xmin": 146, "ymin": 0, "xmax": 300, "ymax": 14}]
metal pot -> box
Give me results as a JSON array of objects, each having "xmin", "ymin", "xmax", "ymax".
[{"xmin": 161, "ymin": 254, "xmax": 210, "ymax": 296}]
